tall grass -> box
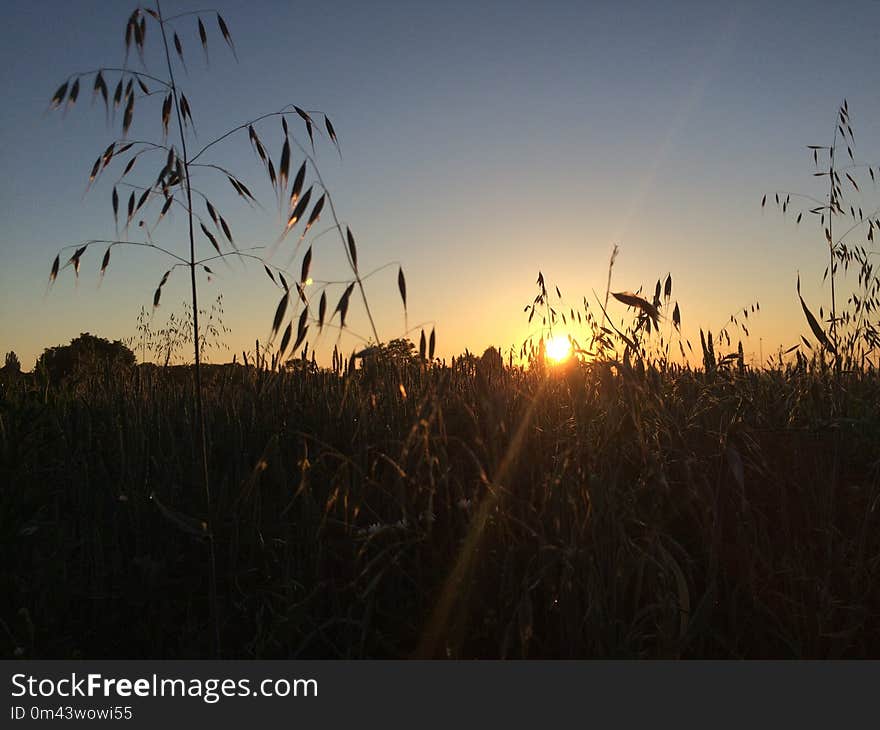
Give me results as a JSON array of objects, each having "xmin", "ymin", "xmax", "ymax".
[{"xmin": 2, "ymin": 347, "xmax": 878, "ymax": 658}]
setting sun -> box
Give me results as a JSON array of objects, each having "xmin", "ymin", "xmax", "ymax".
[{"xmin": 545, "ymin": 335, "xmax": 572, "ymax": 363}]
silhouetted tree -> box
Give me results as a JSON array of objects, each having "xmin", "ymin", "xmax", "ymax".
[
  {"xmin": 3, "ymin": 351, "xmax": 21, "ymax": 373},
  {"xmin": 36, "ymin": 333, "xmax": 135, "ymax": 383},
  {"xmin": 381, "ymin": 338, "xmax": 420, "ymax": 366}
]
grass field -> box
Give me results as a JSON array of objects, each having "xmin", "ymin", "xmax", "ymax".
[{"xmin": 2, "ymin": 346, "xmax": 878, "ymax": 659}]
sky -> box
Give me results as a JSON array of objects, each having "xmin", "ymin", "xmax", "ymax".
[{"xmin": 2, "ymin": 0, "xmax": 879, "ymax": 369}]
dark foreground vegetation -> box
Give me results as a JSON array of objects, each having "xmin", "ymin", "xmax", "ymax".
[{"xmin": 2, "ymin": 350, "xmax": 879, "ymax": 659}]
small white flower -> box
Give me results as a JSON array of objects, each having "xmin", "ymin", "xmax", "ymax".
[{"xmin": 358, "ymin": 522, "xmax": 384, "ymax": 537}]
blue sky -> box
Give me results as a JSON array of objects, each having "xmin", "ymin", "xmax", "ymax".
[{"xmin": 2, "ymin": 0, "xmax": 879, "ymax": 367}]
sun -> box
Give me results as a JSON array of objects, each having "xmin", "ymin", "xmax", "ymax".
[{"xmin": 545, "ymin": 335, "xmax": 572, "ymax": 364}]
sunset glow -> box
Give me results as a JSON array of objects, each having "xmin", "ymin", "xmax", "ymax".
[{"xmin": 545, "ymin": 335, "xmax": 572, "ymax": 363}]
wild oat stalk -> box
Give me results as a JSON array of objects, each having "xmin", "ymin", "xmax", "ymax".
[
  {"xmin": 45, "ymin": 2, "xmax": 405, "ymax": 655},
  {"xmin": 520, "ymin": 250, "xmax": 684, "ymax": 370},
  {"xmin": 765, "ymin": 100, "xmax": 880, "ymax": 369}
]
